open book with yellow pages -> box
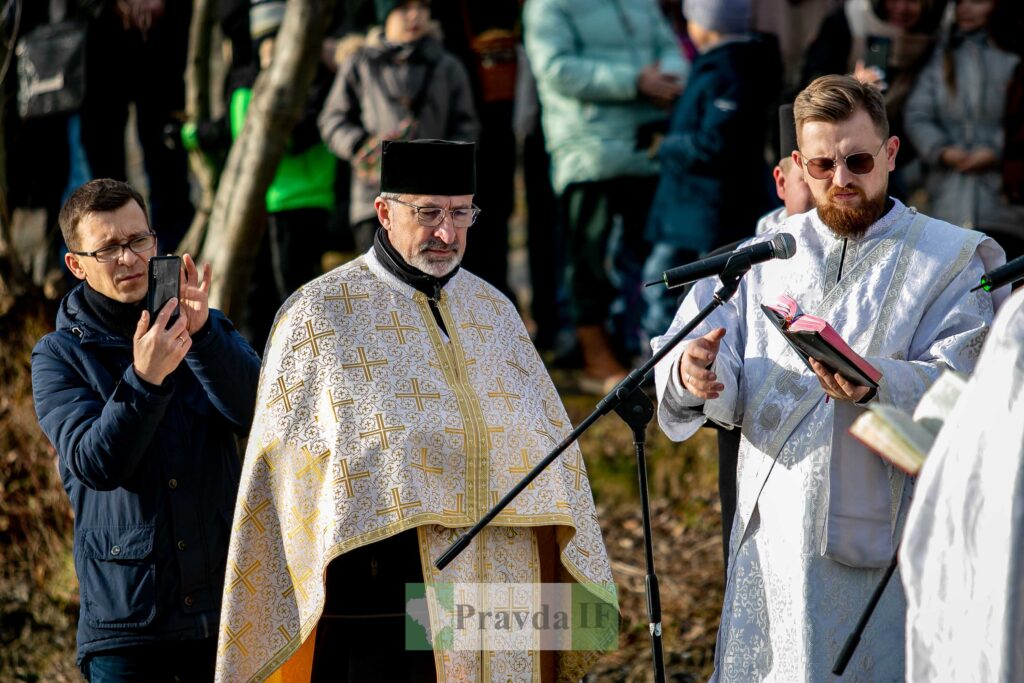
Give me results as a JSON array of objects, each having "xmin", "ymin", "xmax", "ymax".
[{"xmin": 848, "ymin": 370, "xmax": 968, "ymax": 475}]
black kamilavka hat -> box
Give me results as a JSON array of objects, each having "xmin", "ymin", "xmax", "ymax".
[{"xmin": 380, "ymin": 139, "xmax": 477, "ymax": 196}]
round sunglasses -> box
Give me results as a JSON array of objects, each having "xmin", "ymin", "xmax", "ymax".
[{"xmin": 798, "ymin": 141, "xmax": 887, "ymax": 180}]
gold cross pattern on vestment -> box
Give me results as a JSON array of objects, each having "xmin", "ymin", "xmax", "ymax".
[
  {"xmin": 509, "ymin": 450, "xmax": 536, "ymax": 489},
  {"xmin": 327, "ymin": 390, "xmax": 354, "ymax": 422},
  {"xmin": 359, "ymin": 413, "xmax": 405, "ymax": 449},
  {"xmin": 376, "ymin": 310, "xmax": 418, "ymax": 344},
  {"xmin": 487, "ymin": 377, "xmax": 521, "ymax": 412},
  {"xmin": 444, "ymin": 426, "xmax": 467, "ymax": 449},
  {"xmin": 443, "ymin": 492, "xmax": 465, "ymax": 516},
  {"xmin": 287, "ymin": 508, "xmax": 319, "ymax": 543},
  {"xmin": 267, "ymin": 376, "xmax": 304, "ymax": 412},
  {"xmin": 395, "ymin": 378, "xmax": 441, "ymax": 411},
  {"xmin": 229, "ymin": 560, "xmax": 261, "ymax": 595},
  {"xmin": 255, "ymin": 438, "xmax": 281, "ymax": 472},
  {"xmin": 490, "ymin": 489, "xmax": 517, "ymax": 515},
  {"xmin": 237, "ymin": 498, "xmax": 271, "ymax": 533},
  {"xmin": 474, "ymin": 291, "xmax": 505, "ymax": 314},
  {"xmin": 324, "ymin": 282, "xmax": 369, "ymax": 314},
  {"xmin": 505, "ymin": 358, "xmax": 529, "ymax": 377},
  {"xmin": 376, "ymin": 487, "xmax": 422, "ymax": 520},
  {"xmin": 296, "ymin": 446, "xmax": 331, "ymax": 483},
  {"xmin": 565, "ymin": 452, "xmax": 586, "ymax": 490},
  {"xmin": 282, "ymin": 565, "xmax": 314, "ymax": 601},
  {"xmin": 534, "ymin": 427, "xmax": 555, "ymax": 444},
  {"xmin": 332, "ymin": 459, "xmax": 371, "ymax": 498},
  {"xmin": 411, "ymin": 447, "xmax": 443, "ymax": 475},
  {"xmin": 459, "ymin": 310, "xmax": 494, "ymax": 343},
  {"xmin": 292, "ymin": 319, "xmax": 336, "ymax": 358},
  {"xmin": 341, "ymin": 347, "xmax": 388, "ymax": 382},
  {"xmin": 542, "ymin": 400, "xmax": 565, "ymax": 429},
  {"xmin": 220, "ymin": 622, "xmax": 253, "ymax": 657},
  {"xmin": 494, "ymin": 586, "xmax": 529, "ymax": 615}
]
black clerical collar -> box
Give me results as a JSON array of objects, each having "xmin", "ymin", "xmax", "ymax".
[
  {"xmin": 372, "ymin": 226, "xmax": 459, "ymax": 301},
  {"xmin": 81, "ymin": 283, "xmax": 146, "ymax": 339}
]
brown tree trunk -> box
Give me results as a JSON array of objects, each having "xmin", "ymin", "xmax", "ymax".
[
  {"xmin": 177, "ymin": 0, "xmax": 218, "ymax": 257},
  {"xmin": 200, "ymin": 0, "xmax": 336, "ymax": 320}
]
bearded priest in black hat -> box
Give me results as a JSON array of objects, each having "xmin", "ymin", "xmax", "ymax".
[{"xmin": 215, "ymin": 140, "xmax": 617, "ymax": 683}]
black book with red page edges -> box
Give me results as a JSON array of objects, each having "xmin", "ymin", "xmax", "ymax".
[{"xmin": 760, "ymin": 294, "xmax": 882, "ymax": 389}]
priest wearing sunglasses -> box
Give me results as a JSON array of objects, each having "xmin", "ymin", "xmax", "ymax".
[{"xmin": 652, "ymin": 74, "xmax": 1009, "ymax": 681}]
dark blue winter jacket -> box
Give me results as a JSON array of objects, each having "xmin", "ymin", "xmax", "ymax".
[
  {"xmin": 646, "ymin": 34, "xmax": 782, "ymax": 253},
  {"xmin": 30, "ymin": 283, "xmax": 261, "ymax": 664}
]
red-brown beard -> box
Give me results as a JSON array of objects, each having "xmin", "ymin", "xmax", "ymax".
[{"xmin": 815, "ymin": 185, "xmax": 888, "ymax": 238}]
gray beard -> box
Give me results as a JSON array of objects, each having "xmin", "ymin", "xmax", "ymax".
[{"xmin": 409, "ymin": 250, "xmax": 461, "ymax": 277}]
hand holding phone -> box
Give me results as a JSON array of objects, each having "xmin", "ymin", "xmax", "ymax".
[
  {"xmin": 133, "ymin": 297, "xmax": 191, "ymax": 385},
  {"xmin": 147, "ymin": 255, "xmax": 181, "ymax": 328}
]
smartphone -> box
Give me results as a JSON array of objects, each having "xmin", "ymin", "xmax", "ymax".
[
  {"xmin": 865, "ymin": 36, "xmax": 891, "ymax": 83},
  {"xmin": 146, "ymin": 255, "xmax": 181, "ymax": 327}
]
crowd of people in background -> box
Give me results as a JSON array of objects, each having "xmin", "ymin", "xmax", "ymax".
[{"xmin": 5, "ymin": 0, "xmax": 1024, "ymax": 383}]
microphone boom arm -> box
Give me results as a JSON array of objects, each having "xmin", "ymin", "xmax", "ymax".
[{"xmin": 433, "ymin": 253, "xmax": 753, "ymax": 570}]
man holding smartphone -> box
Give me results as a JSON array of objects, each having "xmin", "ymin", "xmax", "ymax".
[{"xmin": 30, "ymin": 178, "xmax": 261, "ymax": 682}]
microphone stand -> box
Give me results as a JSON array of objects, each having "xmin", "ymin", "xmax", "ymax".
[
  {"xmin": 832, "ymin": 548, "xmax": 899, "ymax": 676},
  {"xmin": 433, "ymin": 253, "xmax": 755, "ymax": 683}
]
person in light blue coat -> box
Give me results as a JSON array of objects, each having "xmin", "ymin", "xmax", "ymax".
[{"xmin": 524, "ymin": 0, "xmax": 688, "ymax": 392}]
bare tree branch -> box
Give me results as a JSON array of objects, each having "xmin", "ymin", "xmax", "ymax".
[{"xmin": 177, "ymin": 0, "xmax": 218, "ymax": 257}]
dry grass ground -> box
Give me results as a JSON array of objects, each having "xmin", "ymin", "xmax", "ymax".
[{"xmin": 0, "ymin": 310, "xmax": 725, "ymax": 683}]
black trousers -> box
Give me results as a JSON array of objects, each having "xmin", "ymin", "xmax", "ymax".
[
  {"xmin": 561, "ymin": 177, "xmax": 655, "ymax": 356},
  {"xmin": 311, "ymin": 530, "xmax": 436, "ymax": 682},
  {"xmin": 457, "ymin": 101, "xmax": 516, "ymax": 302},
  {"xmin": 83, "ymin": 637, "xmax": 216, "ymax": 683},
  {"xmin": 80, "ymin": 3, "xmax": 195, "ymax": 252},
  {"xmin": 244, "ymin": 208, "xmax": 328, "ymax": 353}
]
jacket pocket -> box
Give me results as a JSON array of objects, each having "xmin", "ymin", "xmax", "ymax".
[{"xmin": 77, "ymin": 525, "xmax": 157, "ymax": 629}]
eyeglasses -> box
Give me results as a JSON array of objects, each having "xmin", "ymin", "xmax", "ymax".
[
  {"xmin": 798, "ymin": 141, "xmax": 887, "ymax": 180},
  {"xmin": 70, "ymin": 232, "xmax": 157, "ymax": 263},
  {"xmin": 388, "ymin": 198, "xmax": 481, "ymax": 228}
]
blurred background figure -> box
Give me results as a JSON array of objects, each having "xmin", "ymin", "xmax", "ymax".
[
  {"xmin": 904, "ymin": 0, "xmax": 1024, "ymax": 261},
  {"xmin": 233, "ymin": 0, "xmax": 338, "ymax": 352},
  {"xmin": 800, "ymin": 0, "xmax": 948, "ymax": 199},
  {"xmin": 78, "ymin": 0, "xmax": 196, "ymax": 252},
  {"xmin": 756, "ymin": 103, "xmax": 815, "ymax": 235},
  {"xmin": 431, "ymin": 0, "xmax": 521, "ymax": 301},
  {"xmin": 642, "ymin": 0, "xmax": 781, "ymax": 343},
  {"xmin": 2, "ymin": 0, "xmax": 75, "ymax": 294},
  {"xmin": 318, "ymin": 0, "xmax": 479, "ymax": 255},
  {"xmin": 754, "ymin": 0, "xmax": 843, "ymax": 89},
  {"xmin": 524, "ymin": 0, "xmax": 688, "ymax": 394}
]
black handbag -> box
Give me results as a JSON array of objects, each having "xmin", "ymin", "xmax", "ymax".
[{"xmin": 15, "ymin": 18, "xmax": 87, "ymax": 119}]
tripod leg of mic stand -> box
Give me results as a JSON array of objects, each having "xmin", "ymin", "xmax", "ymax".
[
  {"xmin": 832, "ymin": 550, "xmax": 899, "ymax": 676},
  {"xmin": 613, "ymin": 388, "xmax": 666, "ymax": 683}
]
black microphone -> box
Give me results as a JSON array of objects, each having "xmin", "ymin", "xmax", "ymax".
[
  {"xmin": 971, "ymin": 254, "xmax": 1024, "ymax": 292},
  {"xmin": 646, "ymin": 233, "xmax": 797, "ymax": 290}
]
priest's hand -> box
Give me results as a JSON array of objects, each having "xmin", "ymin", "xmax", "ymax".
[
  {"xmin": 680, "ymin": 327, "xmax": 726, "ymax": 399},
  {"xmin": 808, "ymin": 358, "xmax": 872, "ymax": 403},
  {"xmin": 179, "ymin": 254, "xmax": 211, "ymax": 336}
]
